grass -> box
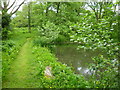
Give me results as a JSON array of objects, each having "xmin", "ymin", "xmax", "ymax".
[
  {"xmin": 2, "ymin": 38, "xmax": 41, "ymax": 88},
  {"xmin": 2, "ymin": 28, "xmax": 89, "ymax": 88},
  {"xmin": 2, "ymin": 28, "xmax": 40, "ymax": 88},
  {"xmin": 3, "ymin": 38, "xmax": 28, "ymax": 87}
]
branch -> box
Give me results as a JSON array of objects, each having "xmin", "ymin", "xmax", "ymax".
[
  {"xmin": 56, "ymin": 2, "xmax": 60, "ymax": 14},
  {"xmin": 87, "ymin": 2, "xmax": 99, "ymax": 22},
  {"xmin": 113, "ymin": 4, "xmax": 117, "ymax": 13},
  {"xmin": 0, "ymin": 5, "xmax": 3, "ymax": 10},
  {"xmin": 10, "ymin": 5, "xmax": 18, "ymax": 14},
  {"xmin": 11, "ymin": 0, "xmax": 25, "ymax": 15},
  {"xmin": 7, "ymin": 0, "xmax": 17, "ymax": 10},
  {"xmin": 46, "ymin": 2, "xmax": 51, "ymax": 16},
  {"xmin": 96, "ymin": 2, "xmax": 98, "ymax": 14},
  {"xmin": 87, "ymin": 2, "xmax": 95, "ymax": 12},
  {"xmin": 3, "ymin": 1, "xmax": 7, "ymax": 8},
  {"xmin": 99, "ymin": 2, "xmax": 103, "ymax": 19},
  {"xmin": 7, "ymin": 0, "xmax": 10, "ymax": 6},
  {"xmin": 0, "ymin": 0, "xmax": 3, "ymax": 9}
]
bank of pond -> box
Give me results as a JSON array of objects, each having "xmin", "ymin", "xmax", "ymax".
[
  {"xmin": 31, "ymin": 42, "xmax": 118, "ymax": 88},
  {"xmin": 46, "ymin": 44, "xmax": 108, "ymax": 78},
  {"xmin": 2, "ymin": 32, "xmax": 118, "ymax": 88}
]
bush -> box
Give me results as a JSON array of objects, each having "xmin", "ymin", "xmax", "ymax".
[
  {"xmin": 33, "ymin": 36, "xmax": 52, "ymax": 46},
  {"xmin": 69, "ymin": 18, "xmax": 119, "ymax": 88},
  {"xmin": 54, "ymin": 34, "xmax": 68, "ymax": 43},
  {"xmin": 88, "ymin": 55, "xmax": 118, "ymax": 88},
  {"xmin": 37, "ymin": 21, "xmax": 60, "ymax": 41}
]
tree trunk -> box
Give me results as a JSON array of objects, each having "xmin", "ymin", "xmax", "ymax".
[
  {"xmin": 56, "ymin": 2, "xmax": 60, "ymax": 15},
  {"xmin": 2, "ymin": 10, "xmax": 11, "ymax": 40},
  {"xmin": 1, "ymin": 0, "xmax": 25, "ymax": 39},
  {"xmin": 28, "ymin": 2, "xmax": 31, "ymax": 33}
]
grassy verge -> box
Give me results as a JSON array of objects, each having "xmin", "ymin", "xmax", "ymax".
[
  {"xmin": 3, "ymin": 38, "xmax": 38, "ymax": 88},
  {"xmin": 2, "ymin": 28, "xmax": 36, "ymax": 80}
]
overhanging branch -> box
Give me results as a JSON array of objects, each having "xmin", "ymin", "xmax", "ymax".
[
  {"xmin": 10, "ymin": 5, "xmax": 18, "ymax": 14},
  {"xmin": 6, "ymin": 0, "xmax": 10, "ymax": 7},
  {"xmin": 7, "ymin": 0, "xmax": 17, "ymax": 10},
  {"xmin": 11, "ymin": 0, "xmax": 25, "ymax": 15}
]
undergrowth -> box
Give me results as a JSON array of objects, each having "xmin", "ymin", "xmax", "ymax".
[{"xmin": 32, "ymin": 44, "xmax": 90, "ymax": 88}]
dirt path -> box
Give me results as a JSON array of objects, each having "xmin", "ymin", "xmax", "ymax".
[{"xmin": 3, "ymin": 38, "xmax": 39, "ymax": 88}]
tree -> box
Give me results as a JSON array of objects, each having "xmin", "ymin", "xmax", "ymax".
[
  {"xmin": 87, "ymin": 2, "xmax": 117, "ymax": 23},
  {"xmin": 1, "ymin": 0, "xmax": 25, "ymax": 40},
  {"xmin": 11, "ymin": 10, "xmax": 28, "ymax": 27}
]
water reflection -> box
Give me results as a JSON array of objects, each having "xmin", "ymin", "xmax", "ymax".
[
  {"xmin": 77, "ymin": 67, "xmax": 92, "ymax": 75},
  {"xmin": 77, "ymin": 67, "xmax": 82, "ymax": 71},
  {"xmin": 54, "ymin": 45, "xmax": 104, "ymax": 77},
  {"xmin": 77, "ymin": 67, "xmax": 92, "ymax": 76}
]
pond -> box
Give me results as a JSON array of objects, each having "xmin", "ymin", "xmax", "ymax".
[{"xmin": 53, "ymin": 44, "xmax": 106, "ymax": 78}]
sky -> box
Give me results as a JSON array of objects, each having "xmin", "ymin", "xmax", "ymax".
[
  {"xmin": 0, "ymin": 0, "xmax": 119, "ymax": 15},
  {"xmin": 8, "ymin": 0, "xmax": 118, "ymax": 11},
  {"xmin": 7, "ymin": 0, "xmax": 30, "ymax": 13}
]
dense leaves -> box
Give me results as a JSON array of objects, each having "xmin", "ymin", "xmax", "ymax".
[
  {"xmin": 2, "ymin": 40, "xmax": 19, "ymax": 79},
  {"xmin": 32, "ymin": 45, "xmax": 89, "ymax": 88}
]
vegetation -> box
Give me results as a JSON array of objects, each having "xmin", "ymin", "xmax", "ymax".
[
  {"xmin": 1, "ymin": 0, "xmax": 119, "ymax": 89},
  {"xmin": 2, "ymin": 28, "xmax": 34, "ymax": 80},
  {"xmin": 32, "ymin": 44, "xmax": 89, "ymax": 88},
  {"xmin": 1, "ymin": 0, "xmax": 25, "ymax": 39}
]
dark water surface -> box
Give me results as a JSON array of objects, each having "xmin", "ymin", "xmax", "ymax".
[{"xmin": 53, "ymin": 44, "xmax": 105, "ymax": 77}]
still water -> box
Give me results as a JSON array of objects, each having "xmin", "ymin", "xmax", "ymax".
[{"xmin": 54, "ymin": 44, "xmax": 105, "ymax": 77}]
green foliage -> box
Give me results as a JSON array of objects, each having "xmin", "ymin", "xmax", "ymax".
[
  {"xmin": 11, "ymin": 5, "xmax": 28, "ymax": 27},
  {"xmin": 3, "ymin": 1, "xmax": 119, "ymax": 88},
  {"xmin": 38, "ymin": 21, "xmax": 59, "ymax": 40},
  {"xmin": 32, "ymin": 45, "xmax": 89, "ymax": 88},
  {"xmin": 2, "ymin": 28, "xmax": 37, "ymax": 80},
  {"xmin": 2, "ymin": 13, "xmax": 11, "ymax": 40},
  {"xmin": 88, "ymin": 55, "xmax": 118, "ymax": 88},
  {"xmin": 2, "ymin": 40, "xmax": 19, "ymax": 80},
  {"xmin": 34, "ymin": 21, "xmax": 60, "ymax": 46},
  {"xmin": 2, "ymin": 13, "xmax": 11, "ymax": 28},
  {"xmin": 70, "ymin": 19, "xmax": 118, "ymax": 50},
  {"xmin": 55, "ymin": 34, "xmax": 68, "ymax": 43},
  {"xmin": 69, "ymin": 13, "xmax": 119, "ymax": 88},
  {"xmin": 33, "ymin": 36, "xmax": 51, "ymax": 46}
]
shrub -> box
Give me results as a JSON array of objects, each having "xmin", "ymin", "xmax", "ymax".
[{"xmin": 37, "ymin": 21, "xmax": 60, "ymax": 42}]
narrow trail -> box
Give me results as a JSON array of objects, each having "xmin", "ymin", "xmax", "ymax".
[{"xmin": 3, "ymin": 38, "xmax": 39, "ymax": 88}]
